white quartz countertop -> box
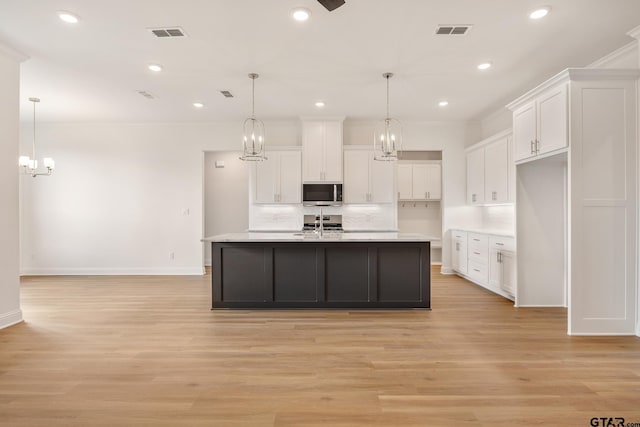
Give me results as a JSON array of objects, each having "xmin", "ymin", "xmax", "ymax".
[
  {"xmin": 453, "ymin": 228, "xmax": 515, "ymax": 238},
  {"xmin": 203, "ymin": 232, "xmax": 435, "ymax": 242}
]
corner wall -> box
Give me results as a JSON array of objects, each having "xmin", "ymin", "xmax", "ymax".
[{"xmin": 0, "ymin": 42, "xmax": 26, "ymax": 329}]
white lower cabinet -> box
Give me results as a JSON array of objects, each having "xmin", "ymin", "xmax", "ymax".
[
  {"xmin": 488, "ymin": 236, "xmax": 516, "ymax": 297},
  {"xmin": 451, "ymin": 230, "xmax": 468, "ymax": 275},
  {"xmin": 451, "ymin": 229, "xmax": 515, "ymax": 301}
]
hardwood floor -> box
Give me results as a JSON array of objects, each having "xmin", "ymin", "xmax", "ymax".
[{"xmin": 1, "ymin": 268, "xmax": 639, "ymax": 426}]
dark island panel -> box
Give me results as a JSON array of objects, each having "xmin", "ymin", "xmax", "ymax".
[{"xmin": 212, "ymin": 240, "xmax": 430, "ymax": 309}]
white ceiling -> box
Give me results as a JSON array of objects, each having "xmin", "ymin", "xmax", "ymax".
[{"xmin": 1, "ymin": 0, "xmax": 639, "ymax": 123}]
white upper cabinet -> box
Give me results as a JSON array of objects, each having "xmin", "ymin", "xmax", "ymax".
[
  {"xmin": 484, "ymin": 134, "xmax": 510, "ymax": 203},
  {"xmin": 513, "ymin": 84, "xmax": 567, "ymax": 163},
  {"xmin": 344, "ymin": 149, "xmax": 394, "ymax": 203},
  {"xmin": 253, "ymin": 150, "xmax": 301, "ymax": 204},
  {"xmin": 398, "ymin": 162, "xmax": 441, "ymax": 201},
  {"xmin": 467, "ymin": 130, "xmax": 513, "ymax": 205},
  {"xmin": 302, "ymin": 119, "xmax": 343, "ymax": 182},
  {"xmin": 466, "ymin": 148, "xmax": 485, "ymax": 205}
]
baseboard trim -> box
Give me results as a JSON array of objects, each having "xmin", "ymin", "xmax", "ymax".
[
  {"xmin": 0, "ymin": 309, "xmax": 23, "ymax": 330},
  {"xmin": 20, "ymin": 267, "xmax": 205, "ymax": 276},
  {"xmin": 440, "ymin": 267, "xmax": 455, "ymax": 275}
]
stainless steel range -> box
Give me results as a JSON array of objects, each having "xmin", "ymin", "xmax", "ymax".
[{"xmin": 302, "ymin": 214, "xmax": 343, "ymax": 232}]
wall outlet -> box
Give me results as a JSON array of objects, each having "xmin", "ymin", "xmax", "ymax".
[
  {"xmin": 169, "ymin": 252, "xmax": 175, "ymax": 260},
  {"xmin": 182, "ymin": 208, "xmax": 190, "ymax": 216}
]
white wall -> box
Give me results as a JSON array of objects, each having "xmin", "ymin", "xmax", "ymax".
[
  {"xmin": 203, "ymin": 151, "xmax": 249, "ymax": 265},
  {"xmin": 0, "ymin": 42, "xmax": 25, "ymax": 329},
  {"xmin": 19, "ymin": 120, "xmax": 297, "ymax": 275}
]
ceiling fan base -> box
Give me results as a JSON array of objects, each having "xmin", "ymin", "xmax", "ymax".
[{"xmin": 317, "ymin": 0, "xmax": 346, "ymax": 12}]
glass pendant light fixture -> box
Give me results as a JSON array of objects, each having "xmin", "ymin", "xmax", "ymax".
[
  {"xmin": 373, "ymin": 72, "xmax": 402, "ymax": 161},
  {"xmin": 240, "ymin": 73, "xmax": 267, "ymax": 161},
  {"xmin": 18, "ymin": 97, "xmax": 55, "ymax": 177}
]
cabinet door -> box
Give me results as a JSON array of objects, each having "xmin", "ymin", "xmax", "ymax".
[
  {"xmin": 424, "ymin": 164, "xmax": 441, "ymax": 200},
  {"xmin": 370, "ymin": 153, "xmax": 395, "ymax": 203},
  {"xmin": 302, "ymin": 122, "xmax": 325, "ymax": 182},
  {"xmin": 323, "ymin": 121, "xmax": 343, "ymax": 182},
  {"xmin": 254, "ymin": 157, "xmax": 278, "ymax": 203},
  {"xmin": 466, "ymin": 149, "xmax": 485, "ymax": 204},
  {"xmin": 278, "ymin": 151, "xmax": 302, "ymax": 203},
  {"xmin": 451, "ymin": 231, "xmax": 468, "ymax": 275},
  {"xmin": 500, "ymin": 251, "xmax": 516, "ymax": 295},
  {"xmin": 412, "ymin": 165, "xmax": 429, "ymax": 200},
  {"xmin": 513, "ymin": 101, "xmax": 537, "ymax": 162},
  {"xmin": 537, "ymin": 85, "xmax": 567, "ymax": 155},
  {"xmin": 488, "ymin": 247, "xmax": 502, "ymax": 289},
  {"xmin": 343, "ymin": 150, "xmax": 370, "ymax": 203},
  {"xmin": 484, "ymin": 138, "xmax": 509, "ymax": 203},
  {"xmin": 397, "ymin": 164, "xmax": 413, "ymax": 200}
]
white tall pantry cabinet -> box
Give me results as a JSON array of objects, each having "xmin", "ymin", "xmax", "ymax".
[{"xmin": 507, "ymin": 68, "xmax": 640, "ymax": 335}]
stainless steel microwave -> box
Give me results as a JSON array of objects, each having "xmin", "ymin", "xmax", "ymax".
[{"xmin": 302, "ymin": 183, "xmax": 343, "ymax": 206}]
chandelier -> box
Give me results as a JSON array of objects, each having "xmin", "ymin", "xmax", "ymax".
[
  {"xmin": 18, "ymin": 97, "xmax": 55, "ymax": 177},
  {"xmin": 373, "ymin": 72, "xmax": 402, "ymax": 161},
  {"xmin": 239, "ymin": 73, "xmax": 267, "ymax": 161}
]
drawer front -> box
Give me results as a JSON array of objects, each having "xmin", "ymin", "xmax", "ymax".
[
  {"xmin": 489, "ymin": 235, "xmax": 515, "ymax": 252},
  {"xmin": 468, "ymin": 259, "xmax": 489, "ymax": 284},
  {"xmin": 452, "ymin": 230, "xmax": 467, "ymax": 240},
  {"xmin": 468, "ymin": 233, "xmax": 488, "ymax": 260}
]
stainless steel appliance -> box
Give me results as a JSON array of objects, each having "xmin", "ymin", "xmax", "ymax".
[
  {"xmin": 302, "ymin": 214, "xmax": 343, "ymax": 232},
  {"xmin": 302, "ymin": 183, "xmax": 342, "ymax": 206}
]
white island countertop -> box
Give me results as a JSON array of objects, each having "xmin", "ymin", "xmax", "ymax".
[{"xmin": 203, "ymin": 232, "xmax": 435, "ymax": 243}]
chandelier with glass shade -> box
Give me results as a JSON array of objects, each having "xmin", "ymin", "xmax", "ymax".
[
  {"xmin": 373, "ymin": 72, "xmax": 402, "ymax": 161},
  {"xmin": 18, "ymin": 97, "xmax": 55, "ymax": 177},
  {"xmin": 239, "ymin": 73, "xmax": 267, "ymax": 161}
]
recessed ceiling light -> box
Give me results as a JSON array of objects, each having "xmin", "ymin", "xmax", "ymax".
[
  {"xmin": 315, "ymin": 101, "xmax": 325, "ymax": 108},
  {"xmin": 292, "ymin": 7, "xmax": 311, "ymax": 21},
  {"xmin": 477, "ymin": 62, "xmax": 492, "ymax": 70},
  {"xmin": 529, "ymin": 6, "xmax": 551, "ymax": 19},
  {"xmin": 148, "ymin": 64, "xmax": 163, "ymax": 72},
  {"xmin": 57, "ymin": 11, "xmax": 79, "ymax": 24},
  {"xmin": 193, "ymin": 102, "xmax": 204, "ymax": 108},
  {"xmin": 438, "ymin": 101, "xmax": 449, "ymax": 107}
]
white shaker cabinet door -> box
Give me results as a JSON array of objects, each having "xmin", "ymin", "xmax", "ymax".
[
  {"xmin": 411, "ymin": 165, "xmax": 430, "ymax": 200},
  {"xmin": 369, "ymin": 153, "xmax": 394, "ymax": 203},
  {"xmin": 537, "ymin": 85, "xmax": 567, "ymax": 156},
  {"xmin": 302, "ymin": 122, "xmax": 325, "ymax": 182},
  {"xmin": 513, "ymin": 101, "xmax": 536, "ymax": 162},
  {"xmin": 484, "ymin": 137, "xmax": 509, "ymax": 203},
  {"xmin": 397, "ymin": 164, "xmax": 413, "ymax": 200},
  {"xmin": 254, "ymin": 157, "xmax": 278, "ymax": 203},
  {"xmin": 323, "ymin": 121, "xmax": 343, "ymax": 182},
  {"xmin": 278, "ymin": 151, "xmax": 302, "ymax": 204},
  {"xmin": 466, "ymin": 148, "xmax": 485, "ymax": 205},
  {"xmin": 343, "ymin": 150, "xmax": 370, "ymax": 203}
]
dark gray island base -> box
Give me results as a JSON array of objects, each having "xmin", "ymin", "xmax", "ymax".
[{"xmin": 209, "ymin": 234, "xmax": 431, "ymax": 309}]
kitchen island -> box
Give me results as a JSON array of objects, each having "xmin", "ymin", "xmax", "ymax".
[{"xmin": 204, "ymin": 232, "xmax": 432, "ymax": 309}]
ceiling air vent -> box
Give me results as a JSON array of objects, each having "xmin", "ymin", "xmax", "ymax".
[
  {"xmin": 220, "ymin": 90, "xmax": 234, "ymax": 98},
  {"xmin": 436, "ymin": 25, "xmax": 472, "ymax": 35},
  {"xmin": 148, "ymin": 27, "xmax": 187, "ymax": 38},
  {"xmin": 137, "ymin": 90, "xmax": 155, "ymax": 99}
]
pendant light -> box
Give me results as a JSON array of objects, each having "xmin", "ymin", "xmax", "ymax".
[
  {"xmin": 373, "ymin": 72, "xmax": 402, "ymax": 161},
  {"xmin": 240, "ymin": 73, "xmax": 267, "ymax": 161},
  {"xmin": 18, "ymin": 97, "xmax": 55, "ymax": 177}
]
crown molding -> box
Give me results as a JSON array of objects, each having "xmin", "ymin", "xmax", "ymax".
[
  {"xmin": 587, "ymin": 40, "xmax": 638, "ymax": 68},
  {"xmin": 627, "ymin": 24, "xmax": 640, "ymax": 40},
  {"xmin": 0, "ymin": 40, "xmax": 28, "ymax": 62}
]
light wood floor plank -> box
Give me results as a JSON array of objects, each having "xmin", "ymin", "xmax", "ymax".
[{"xmin": 0, "ymin": 267, "xmax": 639, "ymax": 426}]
